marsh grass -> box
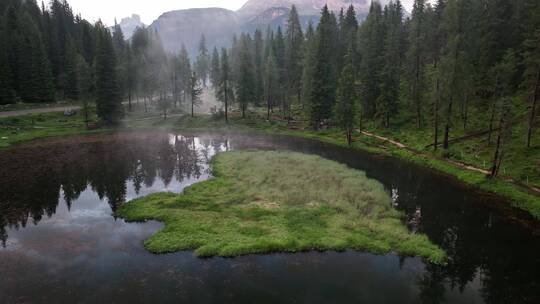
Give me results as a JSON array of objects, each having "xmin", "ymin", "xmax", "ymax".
[{"xmin": 118, "ymin": 151, "xmax": 446, "ymax": 263}]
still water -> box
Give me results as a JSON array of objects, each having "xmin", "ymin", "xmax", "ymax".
[{"xmin": 0, "ymin": 132, "xmax": 538, "ymax": 303}]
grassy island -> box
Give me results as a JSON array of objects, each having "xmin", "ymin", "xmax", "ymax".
[{"xmin": 118, "ymin": 151, "xmax": 445, "ymax": 263}]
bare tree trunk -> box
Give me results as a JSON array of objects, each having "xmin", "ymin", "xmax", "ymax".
[
  {"xmin": 487, "ymin": 99, "xmax": 496, "ymax": 146},
  {"xmin": 415, "ymin": 52, "xmax": 421, "ymax": 129},
  {"xmin": 462, "ymin": 93, "xmax": 469, "ymax": 130},
  {"xmin": 443, "ymin": 98, "xmax": 453, "ymax": 150},
  {"xmin": 490, "ymin": 115, "xmax": 505, "ymax": 178},
  {"xmin": 434, "ymin": 77, "xmax": 440, "ymax": 151},
  {"xmin": 527, "ymin": 68, "xmax": 539, "ymax": 148},
  {"xmin": 346, "ymin": 128, "xmax": 352, "ymax": 146},
  {"xmin": 267, "ymin": 100, "xmax": 271, "ymax": 121},
  {"xmin": 128, "ymin": 87, "xmax": 132, "ymax": 112}
]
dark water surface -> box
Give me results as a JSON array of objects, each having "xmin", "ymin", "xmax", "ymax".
[{"xmin": 0, "ymin": 132, "xmax": 538, "ymax": 303}]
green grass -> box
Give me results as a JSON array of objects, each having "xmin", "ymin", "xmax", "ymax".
[
  {"xmin": 117, "ymin": 151, "xmax": 445, "ymax": 263},
  {"xmin": 0, "ymin": 111, "xmax": 100, "ymax": 148},
  {"xmin": 173, "ymin": 114, "xmax": 540, "ymax": 220}
]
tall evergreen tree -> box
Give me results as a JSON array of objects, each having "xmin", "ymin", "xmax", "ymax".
[
  {"xmin": 358, "ymin": 1, "xmax": 385, "ymax": 118},
  {"xmin": 189, "ymin": 71, "xmax": 202, "ymax": 118},
  {"xmin": 0, "ymin": 26, "xmax": 15, "ymax": 105},
  {"xmin": 210, "ymin": 47, "xmax": 220, "ymax": 89},
  {"xmin": 217, "ymin": 48, "xmax": 234, "ymax": 123},
  {"xmin": 309, "ymin": 5, "xmax": 338, "ymax": 128},
  {"xmin": 407, "ymin": 0, "xmax": 428, "ymax": 128},
  {"xmin": 285, "ymin": 5, "xmax": 304, "ymax": 122},
  {"xmin": 236, "ymin": 34, "xmax": 256, "ymax": 118},
  {"xmin": 521, "ymin": 0, "xmax": 540, "ymax": 148},
  {"xmin": 378, "ymin": 1, "xmax": 404, "ymax": 128},
  {"xmin": 253, "ymin": 29, "xmax": 264, "ymax": 106},
  {"xmin": 94, "ymin": 22, "xmax": 122, "ymax": 124},
  {"xmin": 335, "ymin": 53, "xmax": 358, "ymax": 145},
  {"xmin": 264, "ymin": 48, "xmax": 279, "ymax": 121},
  {"xmin": 273, "ymin": 26, "xmax": 286, "ymax": 116},
  {"xmin": 339, "ymin": 5, "xmax": 359, "ymax": 73},
  {"xmin": 301, "ymin": 22, "xmax": 315, "ymax": 110},
  {"xmin": 195, "ymin": 34, "xmax": 209, "ymax": 87}
]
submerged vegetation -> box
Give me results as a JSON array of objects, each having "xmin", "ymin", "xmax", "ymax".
[{"xmin": 118, "ymin": 151, "xmax": 445, "ymax": 263}]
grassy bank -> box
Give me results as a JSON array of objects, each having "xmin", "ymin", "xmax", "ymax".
[
  {"xmin": 0, "ymin": 111, "xmax": 99, "ymax": 148},
  {"xmin": 174, "ymin": 115, "xmax": 540, "ymax": 220},
  {"xmin": 118, "ymin": 151, "xmax": 445, "ymax": 263}
]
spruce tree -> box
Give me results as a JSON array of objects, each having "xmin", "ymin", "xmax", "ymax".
[
  {"xmin": 210, "ymin": 47, "xmax": 220, "ymax": 89},
  {"xmin": 377, "ymin": 1, "xmax": 403, "ymax": 128},
  {"xmin": 253, "ymin": 29, "xmax": 264, "ymax": 106},
  {"xmin": 0, "ymin": 23, "xmax": 15, "ymax": 105},
  {"xmin": 301, "ymin": 22, "xmax": 315, "ymax": 110},
  {"xmin": 335, "ymin": 53, "xmax": 358, "ymax": 146},
  {"xmin": 358, "ymin": 1, "xmax": 385, "ymax": 118},
  {"xmin": 217, "ymin": 48, "xmax": 234, "ymax": 122},
  {"xmin": 189, "ymin": 71, "xmax": 202, "ymax": 118},
  {"xmin": 521, "ymin": 0, "xmax": 540, "ymax": 148},
  {"xmin": 94, "ymin": 22, "xmax": 122, "ymax": 124},
  {"xmin": 76, "ymin": 54, "xmax": 92, "ymax": 126},
  {"xmin": 264, "ymin": 48, "xmax": 279, "ymax": 121},
  {"xmin": 236, "ymin": 34, "xmax": 256, "ymax": 118},
  {"xmin": 406, "ymin": 0, "xmax": 427, "ymax": 128},
  {"xmin": 309, "ymin": 5, "xmax": 338, "ymax": 128},
  {"xmin": 178, "ymin": 45, "xmax": 192, "ymax": 105},
  {"xmin": 195, "ymin": 34, "xmax": 209, "ymax": 87},
  {"xmin": 273, "ymin": 26, "xmax": 286, "ymax": 117},
  {"xmin": 285, "ymin": 5, "xmax": 304, "ymax": 122},
  {"xmin": 339, "ymin": 5, "xmax": 358, "ymax": 72}
]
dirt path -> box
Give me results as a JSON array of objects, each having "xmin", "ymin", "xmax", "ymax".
[
  {"xmin": 0, "ymin": 106, "xmax": 81, "ymax": 118},
  {"xmin": 355, "ymin": 129, "xmax": 540, "ymax": 196}
]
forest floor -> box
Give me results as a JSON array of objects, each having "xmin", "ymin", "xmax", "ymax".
[{"xmin": 118, "ymin": 150, "xmax": 445, "ymax": 263}]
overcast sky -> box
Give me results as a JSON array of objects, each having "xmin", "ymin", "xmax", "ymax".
[{"xmin": 67, "ymin": 0, "xmax": 416, "ymax": 26}]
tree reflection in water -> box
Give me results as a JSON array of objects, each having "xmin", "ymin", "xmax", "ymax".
[{"xmin": 0, "ymin": 133, "xmax": 225, "ymax": 246}]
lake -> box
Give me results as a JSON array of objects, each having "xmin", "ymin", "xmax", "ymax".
[{"xmin": 0, "ymin": 132, "xmax": 538, "ymax": 303}]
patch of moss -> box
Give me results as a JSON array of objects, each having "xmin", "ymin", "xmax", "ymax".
[{"xmin": 118, "ymin": 151, "xmax": 445, "ymax": 263}]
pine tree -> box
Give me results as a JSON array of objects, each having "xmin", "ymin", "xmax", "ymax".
[
  {"xmin": 521, "ymin": 0, "xmax": 540, "ymax": 148},
  {"xmin": 112, "ymin": 21, "xmax": 127, "ymax": 103},
  {"xmin": 335, "ymin": 53, "xmax": 358, "ymax": 146},
  {"xmin": 76, "ymin": 54, "xmax": 92, "ymax": 126},
  {"xmin": 309, "ymin": 5, "xmax": 337, "ymax": 129},
  {"xmin": 94, "ymin": 22, "xmax": 122, "ymax": 124},
  {"xmin": 64, "ymin": 39, "xmax": 79, "ymax": 100},
  {"xmin": 339, "ymin": 5, "xmax": 358, "ymax": 73},
  {"xmin": 196, "ymin": 34, "xmax": 209, "ymax": 87},
  {"xmin": 0, "ymin": 22, "xmax": 15, "ymax": 105},
  {"xmin": 264, "ymin": 48, "xmax": 279, "ymax": 121},
  {"xmin": 407, "ymin": 0, "xmax": 427, "ymax": 128},
  {"xmin": 210, "ymin": 47, "xmax": 220, "ymax": 89},
  {"xmin": 377, "ymin": 1, "xmax": 403, "ymax": 128},
  {"xmin": 438, "ymin": 0, "xmax": 471, "ymax": 149},
  {"xmin": 273, "ymin": 26, "xmax": 286, "ymax": 117},
  {"xmin": 236, "ymin": 34, "xmax": 256, "ymax": 118},
  {"xmin": 253, "ymin": 29, "xmax": 264, "ymax": 106},
  {"xmin": 301, "ymin": 22, "xmax": 315, "ymax": 110},
  {"xmin": 358, "ymin": 1, "xmax": 385, "ymax": 118},
  {"xmin": 178, "ymin": 45, "xmax": 192, "ymax": 105},
  {"xmin": 189, "ymin": 71, "xmax": 202, "ymax": 118},
  {"xmin": 217, "ymin": 48, "xmax": 234, "ymax": 123},
  {"xmin": 285, "ymin": 5, "xmax": 304, "ymax": 122}
]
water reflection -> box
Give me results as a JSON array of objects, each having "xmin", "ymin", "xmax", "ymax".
[
  {"xmin": 0, "ymin": 133, "xmax": 227, "ymax": 246},
  {"xmin": 0, "ymin": 132, "xmax": 538, "ymax": 303}
]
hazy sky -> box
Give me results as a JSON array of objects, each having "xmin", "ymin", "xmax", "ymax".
[{"xmin": 68, "ymin": 0, "xmax": 416, "ymax": 26}]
